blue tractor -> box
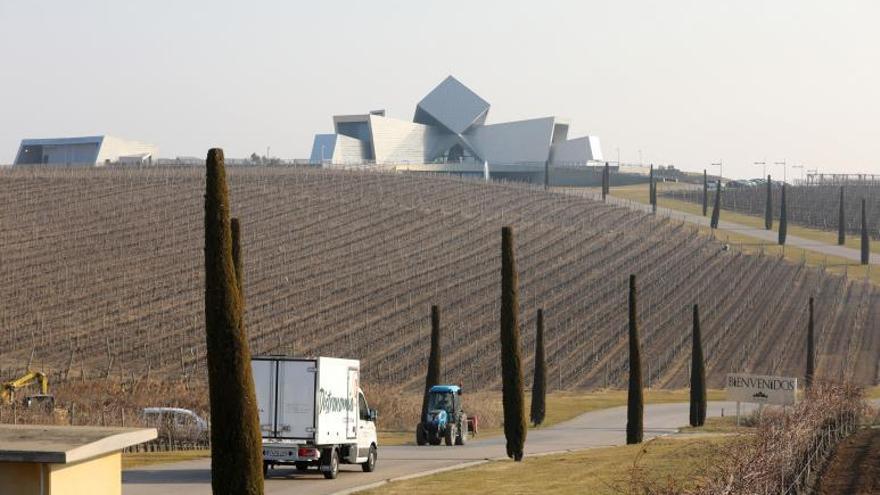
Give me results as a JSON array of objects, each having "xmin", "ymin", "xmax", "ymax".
[{"xmin": 416, "ymin": 385, "xmax": 469, "ymax": 446}]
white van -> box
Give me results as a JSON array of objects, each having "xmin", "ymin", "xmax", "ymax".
[{"xmin": 251, "ymin": 356, "xmax": 378, "ymax": 479}]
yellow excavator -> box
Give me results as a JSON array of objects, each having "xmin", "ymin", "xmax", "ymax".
[{"xmin": 1, "ymin": 370, "xmax": 55, "ymax": 409}]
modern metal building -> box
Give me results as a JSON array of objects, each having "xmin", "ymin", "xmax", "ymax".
[
  {"xmin": 310, "ymin": 76, "xmax": 602, "ymax": 175},
  {"xmin": 13, "ymin": 135, "xmax": 158, "ymax": 166}
]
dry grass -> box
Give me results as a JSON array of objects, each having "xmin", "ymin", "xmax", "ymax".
[
  {"xmin": 122, "ymin": 449, "xmax": 210, "ymax": 469},
  {"xmin": 358, "ymin": 435, "xmax": 744, "ymax": 495}
]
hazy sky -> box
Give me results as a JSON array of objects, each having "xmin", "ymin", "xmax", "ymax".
[{"xmin": 2, "ymin": 1, "xmax": 878, "ymax": 178}]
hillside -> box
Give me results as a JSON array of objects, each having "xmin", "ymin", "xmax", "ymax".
[
  {"xmin": 0, "ymin": 166, "xmax": 878, "ymax": 392},
  {"xmin": 666, "ymin": 183, "xmax": 880, "ymax": 239}
]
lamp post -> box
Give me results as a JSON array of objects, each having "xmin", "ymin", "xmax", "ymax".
[
  {"xmin": 711, "ymin": 161, "xmax": 723, "ymax": 182},
  {"xmin": 754, "ymin": 161, "xmax": 766, "ymax": 178},
  {"xmin": 775, "ymin": 160, "xmax": 787, "ymax": 183}
]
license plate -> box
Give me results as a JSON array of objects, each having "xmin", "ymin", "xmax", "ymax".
[{"xmin": 265, "ymin": 448, "xmax": 292, "ymax": 459}]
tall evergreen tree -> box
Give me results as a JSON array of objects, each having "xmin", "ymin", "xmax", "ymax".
[
  {"xmin": 530, "ymin": 309, "xmax": 547, "ymax": 427},
  {"xmin": 861, "ymin": 198, "xmax": 870, "ymax": 265},
  {"xmin": 649, "ymin": 165, "xmax": 657, "ymax": 214},
  {"xmin": 500, "ymin": 226, "xmax": 527, "ymax": 461},
  {"xmin": 203, "ymin": 148, "xmax": 263, "ymax": 495},
  {"xmin": 806, "ymin": 297, "xmax": 815, "ymax": 389},
  {"xmin": 420, "ymin": 305, "xmax": 442, "ymax": 425},
  {"xmin": 543, "ymin": 160, "xmax": 549, "ymax": 190},
  {"xmin": 710, "ymin": 180, "xmax": 721, "ymax": 229},
  {"xmin": 765, "ymin": 175, "xmax": 773, "ymax": 230},
  {"xmin": 778, "ymin": 184, "xmax": 788, "ymax": 245},
  {"xmin": 702, "ymin": 170, "xmax": 708, "ymax": 216},
  {"xmin": 626, "ymin": 274, "xmax": 644, "ymax": 445},
  {"xmin": 838, "ymin": 187, "xmax": 846, "ymax": 246},
  {"xmin": 689, "ymin": 305, "xmax": 706, "ymax": 427},
  {"xmin": 602, "ymin": 162, "xmax": 610, "ymax": 201}
]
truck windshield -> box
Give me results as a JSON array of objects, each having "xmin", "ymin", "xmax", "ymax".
[{"xmin": 427, "ymin": 392, "xmax": 453, "ymax": 412}]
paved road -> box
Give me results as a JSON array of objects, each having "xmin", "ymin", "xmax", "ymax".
[
  {"xmin": 123, "ymin": 401, "xmax": 756, "ymax": 495},
  {"xmin": 565, "ymin": 189, "xmax": 880, "ymax": 266}
]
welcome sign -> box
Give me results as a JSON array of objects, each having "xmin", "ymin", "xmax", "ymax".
[{"xmin": 725, "ymin": 373, "xmax": 797, "ymax": 406}]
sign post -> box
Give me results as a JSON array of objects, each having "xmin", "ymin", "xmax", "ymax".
[{"xmin": 726, "ymin": 373, "xmax": 798, "ymax": 425}]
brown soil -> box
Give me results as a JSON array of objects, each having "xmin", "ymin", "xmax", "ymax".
[{"xmin": 815, "ymin": 427, "xmax": 880, "ymax": 495}]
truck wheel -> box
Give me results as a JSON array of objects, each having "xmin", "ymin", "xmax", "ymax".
[
  {"xmin": 322, "ymin": 448, "xmax": 339, "ymax": 479},
  {"xmin": 361, "ymin": 445, "xmax": 377, "ymax": 472},
  {"xmin": 263, "ymin": 461, "xmax": 271, "ymax": 478},
  {"xmin": 416, "ymin": 423, "xmax": 427, "ymax": 446},
  {"xmin": 444, "ymin": 424, "xmax": 455, "ymax": 446}
]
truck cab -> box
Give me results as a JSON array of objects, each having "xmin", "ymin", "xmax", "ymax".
[{"xmin": 252, "ymin": 356, "xmax": 378, "ymax": 480}]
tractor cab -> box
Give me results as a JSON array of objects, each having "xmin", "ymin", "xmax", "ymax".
[
  {"xmin": 426, "ymin": 385, "xmax": 461, "ymax": 417},
  {"xmin": 417, "ymin": 385, "xmax": 470, "ymax": 446}
]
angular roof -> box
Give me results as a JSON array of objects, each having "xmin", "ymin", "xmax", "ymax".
[
  {"xmin": 20, "ymin": 136, "xmax": 105, "ymax": 146},
  {"xmin": 414, "ymin": 76, "xmax": 490, "ymax": 135}
]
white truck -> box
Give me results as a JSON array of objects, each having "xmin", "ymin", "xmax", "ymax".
[{"xmin": 251, "ymin": 356, "xmax": 378, "ymax": 479}]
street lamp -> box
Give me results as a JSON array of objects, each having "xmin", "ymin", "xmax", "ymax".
[
  {"xmin": 711, "ymin": 161, "xmax": 723, "ymax": 181},
  {"xmin": 775, "ymin": 160, "xmax": 787, "ymax": 183},
  {"xmin": 754, "ymin": 160, "xmax": 767, "ymax": 178}
]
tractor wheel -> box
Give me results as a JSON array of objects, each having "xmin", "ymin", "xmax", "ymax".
[
  {"xmin": 361, "ymin": 445, "xmax": 377, "ymax": 472},
  {"xmin": 444, "ymin": 424, "xmax": 455, "ymax": 446},
  {"xmin": 321, "ymin": 448, "xmax": 339, "ymax": 480},
  {"xmin": 456, "ymin": 414, "xmax": 468, "ymax": 445},
  {"xmin": 416, "ymin": 423, "xmax": 427, "ymax": 446}
]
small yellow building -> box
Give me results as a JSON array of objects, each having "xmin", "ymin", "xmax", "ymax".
[{"xmin": 0, "ymin": 424, "xmax": 156, "ymax": 495}]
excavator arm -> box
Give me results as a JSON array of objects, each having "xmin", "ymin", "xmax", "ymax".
[{"xmin": 1, "ymin": 371, "xmax": 49, "ymax": 404}]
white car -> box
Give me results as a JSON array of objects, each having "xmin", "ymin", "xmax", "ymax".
[{"xmin": 141, "ymin": 407, "xmax": 209, "ymax": 441}]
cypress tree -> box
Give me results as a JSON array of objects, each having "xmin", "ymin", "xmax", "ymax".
[
  {"xmin": 702, "ymin": 170, "xmax": 708, "ymax": 216},
  {"xmin": 500, "ymin": 226, "xmax": 527, "ymax": 461},
  {"xmin": 543, "ymin": 160, "xmax": 549, "ymax": 190},
  {"xmin": 602, "ymin": 162, "xmax": 610, "ymax": 201},
  {"xmin": 838, "ymin": 187, "xmax": 846, "ymax": 246},
  {"xmin": 778, "ymin": 184, "xmax": 788, "ymax": 245},
  {"xmin": 203, "ymin": 148, "xmax": 263, "ymax": 495},
  {"xmin": 861, "ymin": 198, "xmax": 870, "ymax": 265},
  {"xmin": 710, "ymin": 180, "xmax": 721, "ymax": 229},
  {"xmin": 649, "ymin": 165, "xmax": 657, "ymax": 214},
  {"xmin": 806, "ymin": 297, "xmax": 815, "ymax": 389},
  {"xmin": 626, "ymin": 274, "xmax": 644, "ymax": 445},
  {"xmin": 689, "ymin": 305, "xmax": 706, "ymax": 427},
  {"xmin": 420, "ymin": 305, "xmax": 442, "ymax": 424},
  {"xmin": 530, "ymin": 309, "xmax": 546, "ymax": 427},
  {"xmin": 765, "ymin": 175, "xmax": 773, "ymax": 230}
]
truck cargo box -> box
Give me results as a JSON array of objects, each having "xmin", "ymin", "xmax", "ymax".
[{"xmin": 252, "ymin": 356, "xmax": 360, "ymax": 446}]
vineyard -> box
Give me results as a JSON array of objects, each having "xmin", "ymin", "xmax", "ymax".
[
  {"xmin": 666, "ymin": 183, "xmax": 880, "ymax": 239},
  {"xmin": 0, "ymin": 166, "xmax": 878, "ymax": 410}
]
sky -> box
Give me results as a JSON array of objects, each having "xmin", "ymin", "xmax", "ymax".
[{"xmin": 1, "ymin": 0, "xmax": 879, "ymax": 179}]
